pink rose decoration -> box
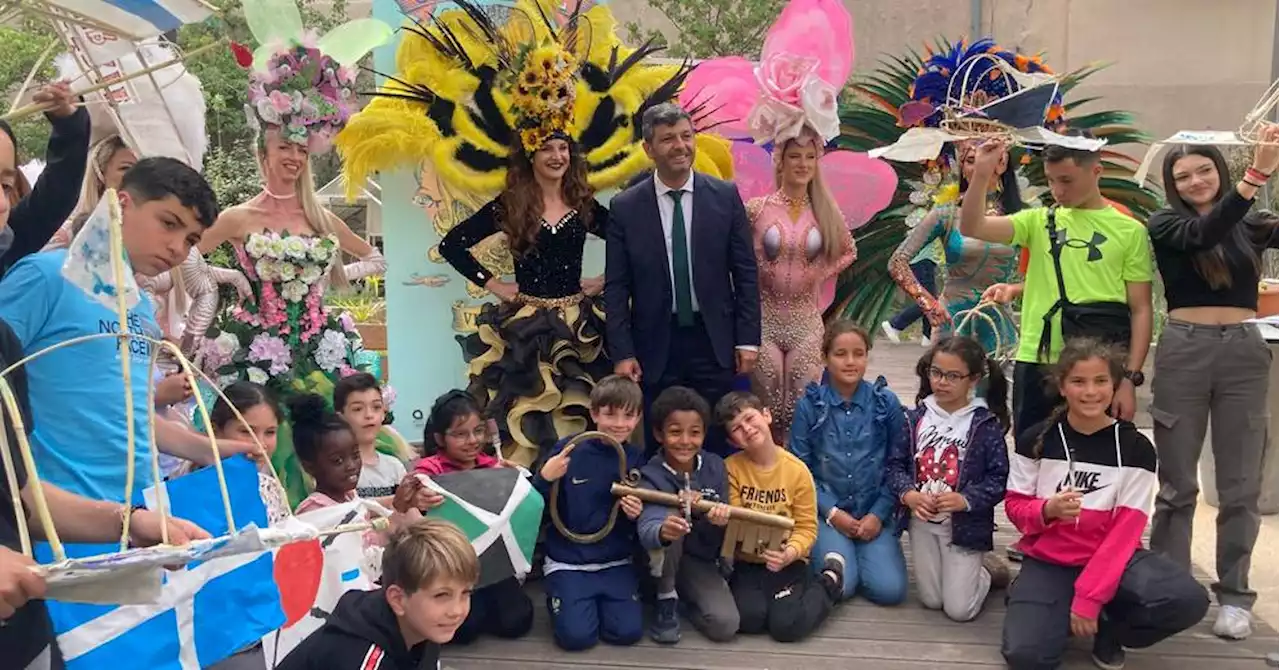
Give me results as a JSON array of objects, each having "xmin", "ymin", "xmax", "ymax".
[
  {"xmin": 799, "ymin": 75, "xmax": 840, "ymax": 142},
  {"xmin": 747, "ymin": 98, "xmax": 807, "ymax": 145},
  {"xmin": 755, "ymin": 53, "xmax": 821, "ymax": 107},
  {"xmin": 268, "ymin": 90, "xmax": 295, "ymax": 114}
]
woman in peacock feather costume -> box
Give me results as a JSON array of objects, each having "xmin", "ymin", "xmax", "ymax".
[
  {"xmin": 882, "ymin": 39, "xmax": 1057, "ymax": 356},
  {"xmin": 834, "ymin": 38, "xmax": 1160, "ymax": 335}
]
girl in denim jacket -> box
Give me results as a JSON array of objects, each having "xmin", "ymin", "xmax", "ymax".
[
  {"xmin": 790, "ymin": 320, "xmax": 909, "ymax": 605},
  {"xmin": 887, "ymin": 335, "xmax": 1011, "ymax": 622}
]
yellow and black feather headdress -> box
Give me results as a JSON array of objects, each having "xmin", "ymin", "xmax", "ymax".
[{"xmin": 335, "ymin": 0, "xmax": 733, "ymax": 198}]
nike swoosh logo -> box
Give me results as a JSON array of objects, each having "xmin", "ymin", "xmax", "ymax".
[{"xmin": 572, "ymin": 478, "xmax": 589, "ymax": 485}]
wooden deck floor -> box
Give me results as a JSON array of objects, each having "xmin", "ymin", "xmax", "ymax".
[{"xmin": 443, "ymin": 342, "xmax": 1275, "ymax": 669}]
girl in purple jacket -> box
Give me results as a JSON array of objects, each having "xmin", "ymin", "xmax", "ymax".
[{"xmin": 887, "ymin": 335, "xmax": 1011, "ymax": 622}]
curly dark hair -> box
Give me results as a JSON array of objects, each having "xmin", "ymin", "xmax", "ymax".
[{"xmin": 498, "ymin": 136, "xmax": 595, "ymax": 256}]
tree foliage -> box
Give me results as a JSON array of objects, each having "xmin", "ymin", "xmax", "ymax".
[
  {"xmin": 0, "ymin": 0, "xmax": 357, "ymax": 205},
  {"xmin": 0, "ymin": 22, "xmax": 62, "ymax": 161},
  {"xmin": 623, "ymin": 0, "xmax": 787, "ymax": 59}
]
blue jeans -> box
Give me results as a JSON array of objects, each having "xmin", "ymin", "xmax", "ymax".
[
  {"xmin": 811, "ymin": 519, "xmax": 909, "ymax": 604},
  {"xmin": 888, "ymin": 259, "xmax": 939, "ymax": 338}
]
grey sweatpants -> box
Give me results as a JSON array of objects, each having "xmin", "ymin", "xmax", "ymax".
[
  {"xmin": 1149, "ymin": 320, "xmax": 1271, "ymax": 609},
  {"xmin": 651, "ymin": 536, "xmax": 739, "ymax": 641},
  {"xmin": 908, "ymin": 518, "xmax": 990, "ymax": 622}
]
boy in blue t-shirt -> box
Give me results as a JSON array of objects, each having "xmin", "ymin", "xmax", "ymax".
[
  {"xmin": 0, "ymin": 157, "xmax": 220, "ymax": 501},
  {"xmin": 531, "ymin": 375, "xmax": 646, "ymax": 651}
]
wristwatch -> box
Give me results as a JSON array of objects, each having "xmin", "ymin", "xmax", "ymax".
[{"xmin": 1123, "ymin": 369, "xmax": 1145, "ymax": 387}]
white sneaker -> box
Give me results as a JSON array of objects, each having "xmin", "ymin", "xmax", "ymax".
[
  {"xmin": 880, "ymin": 321, "xmax": 902, "ymax": 343},
  {"xmin": 1213, "ymin": 605, "xmax": 1253, "ymax": 640},
  {"xmin": 921, "ymin": 335, "xmax": 932, "ymax": 347}
]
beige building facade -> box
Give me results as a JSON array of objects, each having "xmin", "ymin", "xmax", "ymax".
[{"xmin": 613, "ymin": 0, "xmax": 1278, "ymax": 163}]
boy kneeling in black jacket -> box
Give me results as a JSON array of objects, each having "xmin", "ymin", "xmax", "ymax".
[{"xmin": 277, "ymin": 518, "xmax": 479, "ymax": 669}]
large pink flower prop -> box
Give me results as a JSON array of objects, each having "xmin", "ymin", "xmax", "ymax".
[{"xmin": 680, "ymin": 0, "xmax": 853, "ymax": 143}]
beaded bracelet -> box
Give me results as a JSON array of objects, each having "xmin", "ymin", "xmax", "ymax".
[{"xmin": 1246, "ymin": 167, "xmax": 1273, "ymax": 183}]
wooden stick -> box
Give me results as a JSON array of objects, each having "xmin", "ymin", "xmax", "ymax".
[
  {"xmin": 9, "ymin": 39, "xmax": 57, "ymax": 114},
  {"xmin": 611, "ymin": 484, "xmax": 795, "ymax": 530},
  {"xmin": 0, "ymin": 378, "xmax": 63, "ymax": 559},
  {"xmin": 0, "ymin": 41, "xmax": 221, "ymax": 123},
  {"xmin": 108, "ymin": 191, "xmax": 138, "ymax": 552}
]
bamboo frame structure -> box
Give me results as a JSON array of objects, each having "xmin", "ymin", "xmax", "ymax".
[
  {"xmin": 0, "ymin": 0, "xmax": 222, "ymax": 170},
  {"xmin": 1240, "ymin": 80, "xmax": 1279, "ymax": 146},
  {"xmin": 0, "ymin": 190, "xmax": 366, "ymax": 585}
]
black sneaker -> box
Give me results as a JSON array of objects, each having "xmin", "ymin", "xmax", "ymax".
[
  {"xmin": 1091, "ymin": 627, "xmax": 1126, "ymax": 670},
  {"xmin": 649, "ymin": 597, "xmax": 681, "ymax": 644},
  {"xmin": 820, "ymin": 552, "xmax": 846, "ymax": 597}
]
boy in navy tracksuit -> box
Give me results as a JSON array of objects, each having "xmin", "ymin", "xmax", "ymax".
[
  {"xmin": 637, "ymin": 386, "xmax": 738, "ymax": 644},
  {"xmin": 532, "ymin": 375, "xmax": 646, "ymax": 651}
]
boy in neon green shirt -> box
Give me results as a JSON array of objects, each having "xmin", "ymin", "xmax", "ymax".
[{"xmin": 957, "ymin": 139, "xmax": 1153, "ymax": 438}]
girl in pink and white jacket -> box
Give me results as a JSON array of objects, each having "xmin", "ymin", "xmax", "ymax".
[{"xmin": 1001, "ymin": 339, "xmax": 1207, "ymax": 670}]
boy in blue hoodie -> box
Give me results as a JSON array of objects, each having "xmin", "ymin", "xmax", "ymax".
[
  {"xmin": 532, "ymin": 375, "xmax": 646, "ymax": 651},
  {"xmin": 637, "ymin": 386, "xmax": 737, "ymax": 644}
]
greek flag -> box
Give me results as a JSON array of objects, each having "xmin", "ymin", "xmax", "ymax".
[
  {"xmin": 41, "ymin": 457, "xmax": 285, "ymax": 669},
  {"xmin": 44, "ymin": 0, "xmax": 213, "ymax": 39}
]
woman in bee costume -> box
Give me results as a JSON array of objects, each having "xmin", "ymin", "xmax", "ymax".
[{"xmin": 337, "ymin": 0, "xmax": 733, "ymax": 467}]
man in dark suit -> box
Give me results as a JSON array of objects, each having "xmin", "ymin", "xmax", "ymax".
[{"xmin": 604, "ymin": 103, "xmax": 761, "ymax": 458}]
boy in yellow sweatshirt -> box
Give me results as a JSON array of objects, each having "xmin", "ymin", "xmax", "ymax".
[{"xmin": 717, "ymin": 391, "xmax": 844, "ymax": 642}]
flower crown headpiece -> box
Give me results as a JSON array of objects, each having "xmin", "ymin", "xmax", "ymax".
[
  {"xmin": 235, "ymin": 0, "xmax": 392, "ymax": 154},
  {"xmin": 241, "ymin": 42, "xmax": 358, "ymax": 154},
  {"xmin": 509, "ymin": 43, "xmax": 579, "ymax": 154}
]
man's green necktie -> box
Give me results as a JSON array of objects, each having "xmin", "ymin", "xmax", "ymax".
[{"xmin": 668, "ymin": 190, "xmax": 695, "ymax": 327}]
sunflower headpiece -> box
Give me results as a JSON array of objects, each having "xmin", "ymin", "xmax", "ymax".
[
  {"xmin": 510, "ymin": 43, "xmax": 579, "ymax": 153},
  {"xmin": 336, "ymin": 0, "xmax": 734, "ymax": 199}
]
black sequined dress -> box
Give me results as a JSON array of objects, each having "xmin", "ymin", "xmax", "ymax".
[{"xmin": 438, "ymin": 198, "xmax": 611, "ymax": 467}]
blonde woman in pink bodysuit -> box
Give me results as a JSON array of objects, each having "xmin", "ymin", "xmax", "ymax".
[{"xmin": 747, "ymin": 126, "xmax": 855, "ymax": 439}]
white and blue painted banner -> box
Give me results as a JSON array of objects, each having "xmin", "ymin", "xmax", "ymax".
[
  {"xmin": 46, "ymin": 0, "xmax": 213, "ymax": 39},
  {"xmin": 40, "ymin": 457, "xmax": 285, "ymax": 670}
]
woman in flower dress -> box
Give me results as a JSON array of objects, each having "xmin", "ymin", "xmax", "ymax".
[{"xmin": 193, "ymin": 21, "xmax": 394, "ymax": 503}]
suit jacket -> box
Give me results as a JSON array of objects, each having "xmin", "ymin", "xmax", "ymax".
[{"xmin": 604, "ymin": 172, "xmax": 761, "ymax": 378}]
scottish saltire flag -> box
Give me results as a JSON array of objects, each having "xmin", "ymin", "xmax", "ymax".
[
  {"xmin": 44, "ymin": 0, "xmax": 214, "ymax": 39},
  {"xmin": 40, "ymin": 457, "xmax": 285, "ymax": 669},
  {"xmin": 262, "ymin": 500, "xmax": 385, "ymax": 665},
  {"xmin": 422, "ymin": 468, "xmax": 543, "ymax": 588}
]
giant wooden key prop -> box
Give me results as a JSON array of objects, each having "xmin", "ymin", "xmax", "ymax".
[{"xmin": 548, "ymin": 431, "xmax": 794, "ymax": 559}]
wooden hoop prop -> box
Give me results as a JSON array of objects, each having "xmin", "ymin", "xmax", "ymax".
[{"xmin": 952, "ymin": 300, "xmax": 1017, "ymax": 366}]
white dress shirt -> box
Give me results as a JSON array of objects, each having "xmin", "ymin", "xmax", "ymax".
[
  {"xmin": 653, "ymin": 171, "xmax": 699, "ymax": 313},
  {"xmin": 652, "ymin": 172, "xmax": 756, "ymax": 353}
]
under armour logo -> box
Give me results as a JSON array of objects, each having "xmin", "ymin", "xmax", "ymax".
[{"xmin": 1055, "ymin": 230, "xmax": 1108, "ymax": 262}]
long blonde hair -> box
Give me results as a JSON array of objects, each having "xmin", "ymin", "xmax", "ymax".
[
  {"xmin": 774, "ymin": 130, "xmax": 846, "ymax": 264},
  {"xmin": 70, "ymin": 135, "xmax": 130, "ymax": 230},
  {"xmin": 256, "ymin": 133, "xmax": 349, "ymax": 288}
]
